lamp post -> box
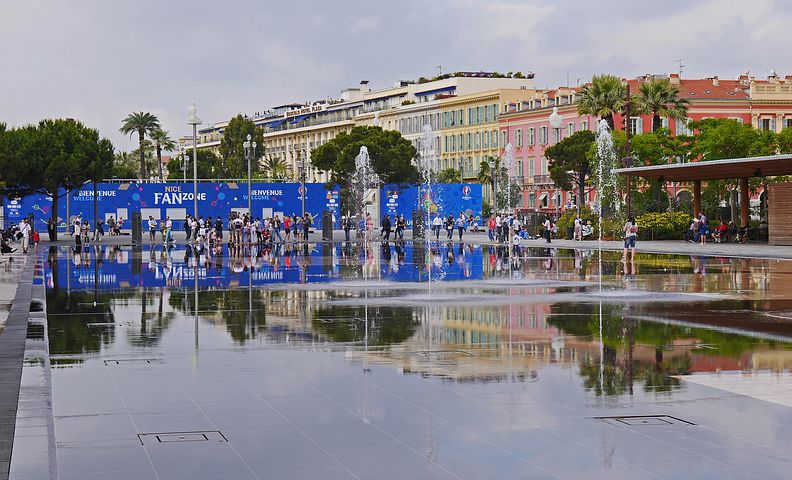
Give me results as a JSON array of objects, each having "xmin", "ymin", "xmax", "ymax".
[
  {"xmin": 188, "ymin": 101, "xmax": 201, "ymax": 224},
  {"xmin": 181, "ymin": 146, "xmax": 186, "ymax": 180},
  {"xmin": 297, "ymin": 154, "xmax": 306, "ymax": 219},
  {"xmin": 488, "ymin": 157, "xmax": 498, "ymax": 213},
  {"xmin": 243, "ymin": 134, "xmax": 257, "ymax": 216}
]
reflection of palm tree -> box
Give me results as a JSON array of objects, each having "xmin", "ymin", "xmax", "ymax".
[{"xmin": 127, "ymin": 289, "xmax": 176, "ymax": 348}]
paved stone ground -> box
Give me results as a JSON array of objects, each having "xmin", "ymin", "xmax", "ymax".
[{"xmin": 0, "ymin": 252, "xmax": 32, "ymax": 480}]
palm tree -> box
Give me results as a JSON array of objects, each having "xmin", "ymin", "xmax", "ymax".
[
  {"xmin": 577, "ymin": 74, "xmax": 626, "ymax": 130},
  {"xmin": 633, "ymin": 78, "xmax": 690, "ymax": 132},
  {"xmin": 149, "ymin": 128, "xmax": 177, "ymax": 181},
  {"xmin": 477, "ymin": 156, "xmax": 501, "ymax": 208},
  {"xmin": 263, "ymin": 155, "xmax": 290, "ymax": 180},
  {"xmin": 120, "ymin": 112, "xmax": 160, "ymax": 179}
]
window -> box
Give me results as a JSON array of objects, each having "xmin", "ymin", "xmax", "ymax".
[
  {"xmin": 466, "ymin": 133, "xmax": 472, "ymax": 151},
  {"xmin": 474, "ymin": 132, "xmax": 480, "ymax": 149},
  {"xmin": 760, "ymin": 117, "xmax": 776, "ymax": 131},
  {"xmin": 483, "ymin": 131, "xmax": 489, "ymax": 149},
  {"xmin": 457, "ymin": 109, "xmax": 463, "ymax": 126},
  {"xmin": 581, "ymin": 120, "xmax": 588, "ymax": 131},
  {"xmin": 529, "ymin": 157, "xmax": 535, "ymax": 177},
  {"xmin": 517, "ymin": 160, "xmax": 523, "ymax": 177},
  {"xmin": 515, "ymin": 129, "xmax": 523, "ymax": 147},
  {"xmin": 478, "ymin": 106, "xmax": 485, "ymax": 124},
  {"xmin": 551, "ymin": 128, "xmax": 561, "ymax": 144},
  {"xmin": 567, "ymin": 122, "xmax": 575, "ymax": 137},
  {"xmin": 541, "ymin": 156, "xmax": 548, "ymax": 175},
  {"xmin": 629, "ymin": 117, "xmax": 643, "ymax": 135},
  {"xmin": 444, "ymin": 135, "xmax": 449, "ymax": 152},
  {"xmin": 501, "ymin": 131, "xmax": 507, "ymax": 147},
  {"xmin": 539, "ymin": 126, "xmax": 548, "ymax": 144},
  {"xmin": 675, "ymin": 119, "xmax": 691, "ymax": 136},
  {"xmin": 527, "ymin": 128, "xmax": 535, "ymax": 145},
  {"xmin": 785, "ymin": 118, "xmax": 792, "ymax": 129},
  {"xmin": 458, "ymin": 134, "xmax": 463, "ymax": 152}
]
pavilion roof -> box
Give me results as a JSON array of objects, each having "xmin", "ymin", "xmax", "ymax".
[{"xmin": 613, "ymin": 154, "xmax": 792, "ymax": 181}]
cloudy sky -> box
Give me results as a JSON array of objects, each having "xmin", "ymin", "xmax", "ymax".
[{"xmin": 2, "ymin": 0, "xmax": 789, "ymax": 151}]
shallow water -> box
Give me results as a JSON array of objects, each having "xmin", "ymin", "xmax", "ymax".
[{"xmin": 39, "ymin": 242, "xmax": 792, "ymax": 479}]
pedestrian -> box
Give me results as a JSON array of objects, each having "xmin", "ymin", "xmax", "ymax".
[
  {"xmin": 432, "ymin": 213, "xmax": 442, "ymax": 241},
  {"xmin": 303, "ymin": 213, "xmax": 311, "ymax": 241},
  {"xmin": 343, "ymin": 216, "xmax": 352, "ymax": 242},
  {"xmin": 623, "ymin": 216, "xmax": 638, "ymax": 261},
  {"xmin": 445, "ymin": 214, "xmax": 454, "ymax": 240},
  {"xmin": 574, "ymin": 215, "xmax": 582, "ymax": 241},
  {"xmin": 185, "ymin": 215, "xmax": 192, "ymax": 242},
  {"xmin": 72, "ymin": 219, "xmax": 81, "ymax": 247},
  {"xmin": 381, "ymin": 215, "xmax": 392, "ymax": 241},
  {"xmin": 543, "ymin": 216, "xmax": 552, "ymax": 244},
  {"xmin": 148, "ymin": 216, "xmax": 157, "ymax": 242},
  {"xmin": 395, "ymin": 215, "xmax": 405, "ymax": 240},
  {"xmin": 215, "ymin": 216, "xmax": 223, "ymax": 244},
  {"xmin": 32, "ymin": 230, "xmax": 40, "ymax": 249},
  {"xmin": 284, "ymin": 215, "xmax": 292, "ymax": 242},
  {"xmin": 699, "ymin": 212, "xmax": 708, "ymax": 245},
  {"xmin": 19, "ymin": 219, "xmax": 31, "ymax": 254},
  {"xmin": 487, "ymin": 215, "xmax": 495, "ymax": 241},
  {"xmin": 94, "ymin": 218, "xmax": 104, "ymax": 242},
  {"xmin": 456, "ymin": 213, "xmax": 465, "ymax": 241},
  {"xmin": 47, "ymin": 217, "xmax": 57, "ymax": 241}
]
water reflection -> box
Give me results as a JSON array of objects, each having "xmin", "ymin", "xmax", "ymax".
[{"xmin": 43, "ymin": 243, "xmax": 792, "ymax": 400}]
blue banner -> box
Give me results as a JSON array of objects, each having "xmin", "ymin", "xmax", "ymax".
[
  {"xmin": 3, "ymin": 182, "xmax": 341, "ymax": 231},
  {"xmin": 380, "ymin": 183, "xmax": 482, "ymax": 228}
]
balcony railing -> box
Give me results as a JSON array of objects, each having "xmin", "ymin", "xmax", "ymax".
[{"xmin": 533, "ymin": 175, "xmax": 553, "ymax": 184}]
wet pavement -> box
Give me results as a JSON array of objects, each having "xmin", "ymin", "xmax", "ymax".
[{"xmin": 12, "ymin": 241, "xmax": 792, "ymax": 479}]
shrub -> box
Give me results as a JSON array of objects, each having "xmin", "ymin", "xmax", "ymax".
[{"xmin": 635, "ymin": 211, "xmax": 690, "ymax": 240}]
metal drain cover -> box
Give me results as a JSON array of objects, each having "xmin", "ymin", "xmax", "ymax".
[
  {"xmin": 104, "ymin": 359, "xmax": 161, "ymax": 366},
  {"xmin": 596, "ymin": 415, "xmax": 694, "ymax": 427},
  {"xmin": 138, "ymin": 431, "xmax": 227, "ymax": 445}
]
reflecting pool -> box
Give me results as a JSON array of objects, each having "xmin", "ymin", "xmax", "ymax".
[{"xmin": 39, "ymin": 242, "xmax": 792, "ymax": 480}]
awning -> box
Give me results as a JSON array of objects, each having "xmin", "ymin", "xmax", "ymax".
[
  {"xmin": 613, "ymin": 154, "xmax": 792, "ymax": 182},
  {"xmin": 415, "ymin": 86, "xmax": 456, "ymax": 97},
  {"xmin": 265, "ymin": 119, "xmax": 286, "ymax": 128},
  {"xmin": 539, "ymin": 193, "xmax": 548, "ymax": 202},
  {"xmin": 289, "ymin": 114, "xmax": 311, "ymax": 124}
]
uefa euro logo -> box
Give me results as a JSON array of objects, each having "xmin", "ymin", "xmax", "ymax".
[{"xmin": 462, "ymin": 186, "xmax": 471, "ymax": 196}]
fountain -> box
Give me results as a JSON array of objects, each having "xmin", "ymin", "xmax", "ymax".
[
  {"xmin": 418, "ymin": 125, "xmax": 435, "ymax": 287},
  {"xmin": 352, "ymin": 146, "xmax": 380, "ymax": 244}
]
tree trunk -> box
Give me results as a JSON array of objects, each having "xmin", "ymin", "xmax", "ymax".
[
  {"xmin": 653, "ymin": 114, "xmax": 662, "ymax": 132},
  {"xmin": 138, "ymin": 130, "xmax": 146, "ymax": 180},
  {"xmin": 605, "ymin": 114, "xmax": 615, "ymax": 131},
  {"xmin": 157, "ymin": 145, "xmax": 163, "ymax": 181},
  {"xmin": 578, "ymin": 176, "xmax": 586, "ymax": 210}
]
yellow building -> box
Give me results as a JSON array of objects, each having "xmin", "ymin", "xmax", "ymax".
[{"xmin": 439, "ymin": 89, "xmax": 536, "ymax": 181}]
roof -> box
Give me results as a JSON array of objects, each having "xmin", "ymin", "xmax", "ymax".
[
  {"xmin": 614, "ymin": 154, "xmax": 792, "ymax": 181},
  {"xmin": 627, "ymin": 77, "xmax": 749, "ymax": 100}
]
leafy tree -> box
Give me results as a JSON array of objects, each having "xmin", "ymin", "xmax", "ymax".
[
  {"xmin": 149, "ymin": 128, "xmax": 177, "ymax": 180},
  {"xmin": 632, "ymin": 79, "xmax": 689, "ymax": 132},
  {"xmin": 477, "ymin": 156, "xmax": 520, "ymax": 210},
  {"xmin": 311, "ymin": 126, "xmax": 419, "ymax": 186},
  {"xmin": 111, "ymin": 151, "xmax": 139, "ymax": 179},
  {"xmin": 0, "ymin": 119, "xmax": 114, "ymax": 240},
  {"xmin": 545, "ymin": 130, "xmax": 595, "ymax": 206},
  {"xmin": 119, "ymin": 112, "xmax": 160, "ymax": 179},
  {"xmin": 166, "ymin": 149, "xmax": 221, "ymax": 179},
  {"xmin": 778, "ymin": 127, "xmax": 792, "ymax": 153},
  {"xmin": 218, "ymin": 114, "xmax": 265, "ymax": 178},
  {"xmin": 577, "ymin": 74, "xmax": 625, "ymax": 129},
  {"xmin": 262, "ymin": 154, "xmax": 291, "ymax": 180},
  {"xmin": 434, "ymin": 167, "xmax": 461, "ymax": 183},
  {"xmin": 687, "ymin": 118, "xmax": 775, "ymax": 160},
  {"xmin": 629, "ymin": 129, "xmax": 685, "ymax": 212}
]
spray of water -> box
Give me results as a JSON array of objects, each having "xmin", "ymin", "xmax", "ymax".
[
  {"xmin": 352, "ymin": 146, "xmax": 380, "ymax": 244},
  {"xmin": 419, "ymin": 125, "xmax": 435, "ymax": 286}
]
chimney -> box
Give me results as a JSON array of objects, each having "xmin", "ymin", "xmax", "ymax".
[
  {"xmin": 712, "ymin": 76, "xmax": 719, "ymax": 86},
  {"xmin": 669, "ymin": 73, "xmax": 680, "ymax": 85},
  {"xmin": 360, "ymin": 80, "xmax": 370, "ymax": 93}
]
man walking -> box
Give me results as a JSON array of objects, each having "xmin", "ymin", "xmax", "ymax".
[
  {"xmin": 381, "ymin": 215, "xmax": 392, "ymax": 241},
  {"xmin": 19, "ymin": 218, "xmax": 31, "ymax": 254},
  {"xmin": 148, "ymin": 216, "xmax": 157, "ymax": 242}
]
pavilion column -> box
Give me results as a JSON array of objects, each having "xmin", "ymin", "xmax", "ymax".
[
  {"xmin": 740, "ymin": 177, "xmax": 750, "ymax": 228},
  {"xmin": 693, "ymin": 180, "xmax": 701, "ymax": 217}
]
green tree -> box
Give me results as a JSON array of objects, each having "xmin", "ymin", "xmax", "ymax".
[
  {"xmin": 149, "ymin": 128, "xmax": 177, "ymax": 180},
  {"xmin": 545, "ymin": 130, "xmax": 596, "ymax": 206},
  {"xmin": 0, "ymin": 119, "xmax": 114, "ymax": 240},
  {"xmin": 629, "ymin": 129, "xmax": 685, "ymax": 213},
  {"xmin": 111, "ymin": 151, "xmax": 139, "ymax": 179},
  {"xmin": 119, "ymin": 112, "xmax": 160, "ymax": 179},
  {"xmin": 166, "ymin": 149, "xmax": 221, "ymax": 179},
  {"xmin": 262, "ymin": 154, "xmax": 291, "ymax": 180},
  {"xmin": 218, "ymin": 115, "xmax": 265, "ymax": 178},
  {"xmin": 477, "ymin": 156, "xmax": 519, "ymax": 210},
  {"xmin": 434, "ymin": 167, "xmax": 461, "ymax": 183},
  {"xmin": 778, "ymin": 127, "xmax": 792, "ymax": 153},
  {"xmin": 577, "ymin": 74, "xmax": 626, "ymax": 129},
  {"xmin": 632, "ymin": 78, "xmax": 690, "ymax": 132},
  {"xmin": 311, "ymin": 126, "xmax": 419, "ymax": 186}
]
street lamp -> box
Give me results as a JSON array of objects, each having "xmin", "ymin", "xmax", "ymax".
[
  {"xmin": 297, "ymin": 154, "xmax": 306, "ymax": 219},
  {"xmin": 488, "ymin": 157, "xmax": 498, "ymax": 213},
  {"xmin": 180, "ymin": 146, "xmax": 186, "ymax": 180},
  {"xmin": 187, "ymin": 101, "xmax": 201, "ymax": 224},
  {"xmin": 243, "ymin": 134, "xmax": 257, "ymax": 217}
]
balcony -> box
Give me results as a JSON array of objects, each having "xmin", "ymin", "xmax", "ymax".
[{"xmin": 533, "ymin": 175, "xmax": 553, "ymax": 185}]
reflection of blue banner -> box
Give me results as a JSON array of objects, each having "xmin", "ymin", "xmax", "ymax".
[
  {"xmin": 378, "ymin": 243, "xmax": 483, "ymax": 282},
  {"xmin": 3, "ymin": 182, "xmax": 340, "ymax": 231},
  {"xmin": 381, "ymin": 183, "xmax": 482, "ymax": 228}
]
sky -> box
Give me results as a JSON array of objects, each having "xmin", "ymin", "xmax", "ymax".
[{"xmin": 2, "ymin": 0, "xmax": 791, "ymax": 151}]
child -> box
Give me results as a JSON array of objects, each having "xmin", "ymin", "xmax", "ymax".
[
  {"xmin": 512, "ymin": 232, "xmax": 521, "ymax": 256},
  {"xmin": 32, "ymin": 230, "xmax": 40, "ymax": 249}
]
